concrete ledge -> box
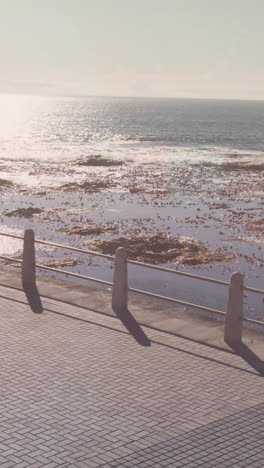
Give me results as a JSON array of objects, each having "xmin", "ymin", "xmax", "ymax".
[{"xmin": 0, "ymin": 264, "xmax": 263, "ymax": 355}]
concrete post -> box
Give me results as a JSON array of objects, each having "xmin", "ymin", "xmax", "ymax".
[
  {"xmin": 22, "ymin": 229, "xmax": 36, "ymax": 290},
  {"xmin": 224, "ymin": 272, "xmax": 243, "ymax": 344},
  {"xmin": 112, "ymin": 247, "xmax": 128, "ymax": 311}
]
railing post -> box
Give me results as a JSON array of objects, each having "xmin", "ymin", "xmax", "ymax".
[
  {"xmin": 224, "ymin": 272, "xmax": 243, "ymax": 345},
  {"xmin": 112, "ymin": 247, "xmax": 128, "ymax": 311},
  {"xmin": 22, "ymin": 229, "xmax": 36, "ymax": 290}
]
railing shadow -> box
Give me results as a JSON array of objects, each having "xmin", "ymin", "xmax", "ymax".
[
  {"xmin": 113, "ymin": 306, "xmax": 151, "ymax": 347},
  {"xmin": 23, "ymin": 285, "xmax": 43, "ymax": 314},
  {"xmin": 3, "ymin": 281, "xmax": 264, "ymax": 369},
  {"xmin": 227, "ymin": 341, "xmax": 264, "ymax": 377},
  {"xmin": 0, "ymin": 289, "xmax": 263, "ymax": 377}
]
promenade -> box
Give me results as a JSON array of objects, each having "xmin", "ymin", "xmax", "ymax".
[{"xmin": 0, "ymin": 267, "xmax": 263, "ymax": 467}]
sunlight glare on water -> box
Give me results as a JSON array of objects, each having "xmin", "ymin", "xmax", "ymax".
[
  {"xmin": 0, "ymin": 227, "xmax": 23, "ymax": 256},
  {"xmin": 0, "ymin": 94, "xmax": 264, "ymax": 165},
  {"xmin": 0, "ymin": 94, "xmax": 42, "ymax": 137},
  {"xmin": 0, "ymin": 95, "xmax": 263, "ymax": 319}
]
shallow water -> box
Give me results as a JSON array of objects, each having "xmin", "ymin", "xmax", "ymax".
[{"xmin": 0, "ymin": 94, "xmax": 263, "ymax": 321}]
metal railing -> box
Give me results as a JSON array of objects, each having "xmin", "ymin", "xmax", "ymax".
[{"xmin": 0, "ymin": 230, "xmax": 263, "ymax": 342}]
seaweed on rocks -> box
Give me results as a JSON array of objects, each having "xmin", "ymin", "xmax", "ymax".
[
  {"xmin": 53, "ymin": 180, "xmax": 113, "ymax": 193},
  {"xmin": 74, "ymin": 155, "xmax": 123, "ymax": 167},
  {"xmin": 86, "ymin": 233, "xmax": 233, "ymax": 265},
  {"xmin": 0, "ymin": 179, "xmax": 15, "ymax": 190},
  {"xmin": 57, "ymin": 224, "xmax": 118, "ymax": 236},
  {"xmin": 4, "ymin": 207, "xmax": 44, "ymax": 218},
  {"xmin": 38, "ymin": 258, "xmax": 82, "ymax": 268},
  {"xmin": 246, "ymin": 219, "xmax": 264, "ymax": 233},
  {"xmin": 220, "ymin": 162, "xmax": 264, "ymax": 172}
]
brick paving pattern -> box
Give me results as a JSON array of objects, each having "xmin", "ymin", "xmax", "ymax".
[
  {"xmin": 108, "ymin": 403, "xmax": 264, "ymax": 468},
  {"xmin": 0, "ymin": 284, "xmax": 263, "ymax": 467}
]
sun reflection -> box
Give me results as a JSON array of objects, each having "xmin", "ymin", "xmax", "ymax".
[
  {"xmin": 0, "ymin": 228, "xmax": 23, "ymax": 256},
  {"xmin": 0, "ymin": 93, "xmax": 43, "ymax": 138}
]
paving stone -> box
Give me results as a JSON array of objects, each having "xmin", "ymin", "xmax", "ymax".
[{"xmin": 0, "ymin": 284, "xmax": 263, "ymax": 467}]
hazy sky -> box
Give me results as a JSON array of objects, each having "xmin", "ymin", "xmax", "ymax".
[{"xmin": 0, "ymin": 0, "xmax": 263, "ymax": 99}]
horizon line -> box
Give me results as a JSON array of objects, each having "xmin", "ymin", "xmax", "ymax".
[{"xmin": 1, "ymin": 89, "xmax": 264, "ymax": 103}]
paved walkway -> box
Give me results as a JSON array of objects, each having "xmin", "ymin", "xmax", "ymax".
[{"xmin": 0, "ymin": 281, "xmax": 263, "ymax": 467}]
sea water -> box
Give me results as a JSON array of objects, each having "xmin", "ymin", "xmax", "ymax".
[{"xmin": 0, "ymin": 94, "xmax": 263, "ymax": 321}]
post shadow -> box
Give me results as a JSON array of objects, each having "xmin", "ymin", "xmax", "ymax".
[
  {"xmin": 23, "ymin": 285, "xmax": 43, "ymax": 314},
  {"xmin": 113, "ymin": 305, "xmax": 151, "ymax": 347},
  {"xmin": 227, "ymin": 340, "xmax": 264, "ymax": 376},
  {"xmin": 112, "ymin": 247, "xmax": 151, "ymax": 346},
  {"xmin": 21, "ymin": 229, "xmax": 43, "ymax": 314}
]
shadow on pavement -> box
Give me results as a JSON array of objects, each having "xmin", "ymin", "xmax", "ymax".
[
  {"xmin": 0, "ymin": 289, "xmax": 262, "ymax": 377},
  {"xmin": 2, "ymin": 284, "xmax": 264, "ymax": 376},
  {"xmin": 228, "ymin": 341, "xmax": 264, "ymax": 377},
  {"xmin": 1, "ymin": 284, "xmax": 233, "ymax": 354},
  {"xmin": 113, "ymin": 306, "xmax": 151, "ymax": 347},
  {"xmin": 23, "ymin": 285, "xmax": 43, "ymax": 314}
]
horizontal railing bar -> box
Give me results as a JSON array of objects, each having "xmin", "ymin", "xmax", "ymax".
[
  {"xmin": 0, "ymin": 254, "xmax": 225, "ymax": 314},
  {"xmin": 242, "ymin": 286, "xmax": 264, "ymax": 295},
  {"xmin": 0, "ymin": 233, "xmax": 229, "ymax": 285},
  {"xmin": 0, "ymin": 255, "xmax": 22, "ymax": 264},
  {"xmin": 35, "ymin": 264, "xmax": 113, "ymax": 286},
  {"xmin": 242, "ymin": 316, "xmax": 264, "ymax": 327},
  {"xmin": 36, "ymin": 239, "xmax": 114, "ymax": 261},
  {"xmin": 0, "ymin": 232, "xmax": 115, "ymax": 260},
  {"xmin": 0, "ymin": 254, "xmax": 226, "ymax": 314},
  {"xmin": 2, "ymin": 253, "xmax": 263, "ymax": 326},
  {"xmin": 0, "ymin": 232, "xmax": 263, "ymax": 294},
  {"xmin": 0, "ymin": 233, "xmax": 23, "ymax": 241},
  {"xmin": 127, "ymin": 259, "xmax": 229, "ymax": 286},
  {"xmin": 0, "ymin": 254, "xmax": 113, "ymax": 285},
  {"xmin": 128, "ymin": 287, "xmax": 226, "ymax": 316}
]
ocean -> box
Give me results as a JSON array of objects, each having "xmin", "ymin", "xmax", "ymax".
[
  {"xmin": 1, "ymin": 93, "xmax": 264, "ymax": 167},
  {"xmin": 0, "ymin": 94, "xmax": 263, "ymax": 321}
]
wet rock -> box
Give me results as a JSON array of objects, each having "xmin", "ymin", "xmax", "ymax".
[
  {"xmin": 4, "ymin": 207, "xmax": 44, "ymax": 218},
  {"xmin": 220, "ymin": 162, "xmax": 264, "ymax": 171},
  {"xmin": 128, "ymin": 185, "xmax": 171, "ymax": 195},
  {"xmin": 74, "ymin": 155, "xmax": 123, "ymax": 167},
  {"xmin": 246, "ymin": 219, "xmax": 264, "ymax": 233},
  {"xmin": 86, "ymin": 233, "xmax": 233, "ymax": 265},
  {"xmin": 53, "ymin": 180, "xmax": 113, "ymax": 193},
  {"xmin": 39, "ymin": 207, "xmax": 93, "ymax": 221},
  {"xmin": 57, "ymin": 224, "xmax": 118, "ymax": 236},
  {"xmin": 0, "ymin": 179, "xmax": 14, "ymax": 190},
  {"xmin": 38, "ymin": 257, "xmax": 82, "ymax": 268}
]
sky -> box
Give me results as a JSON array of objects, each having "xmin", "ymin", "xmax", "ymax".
[{"xmin": 0, "ymin": 0, "xmax": 264, "ymax": 100}]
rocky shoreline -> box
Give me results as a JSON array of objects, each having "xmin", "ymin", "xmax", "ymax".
[{"xmin": 0, "ymin": 154, "xmax": 263, "ymax": 319}]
